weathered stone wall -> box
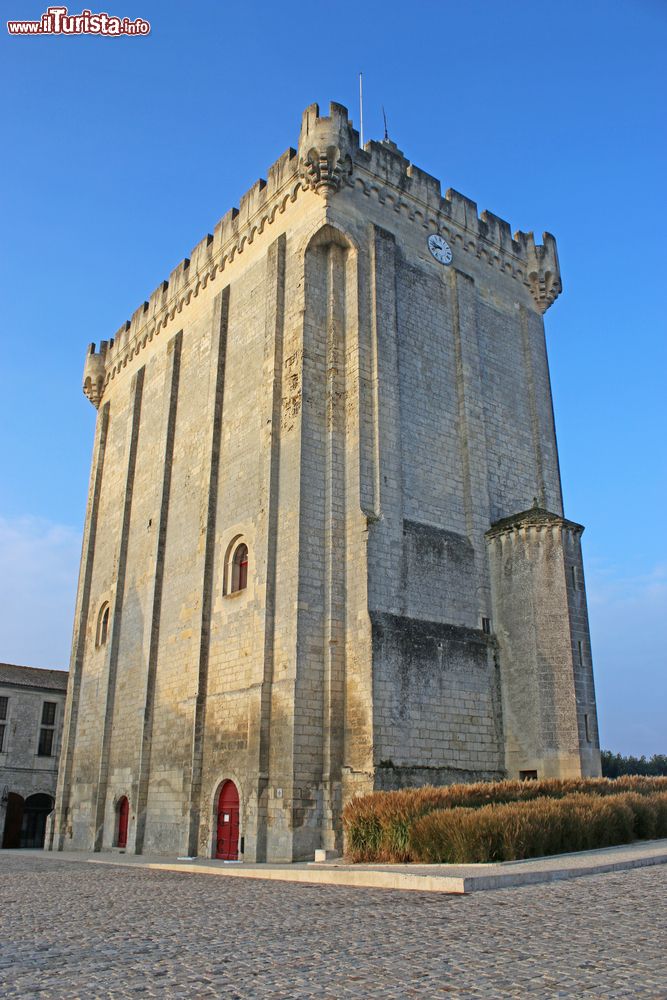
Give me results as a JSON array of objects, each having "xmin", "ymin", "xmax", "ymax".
[
  {"xmin": 324, "ymin": 159, "xmax": 571, "ymax": 784},
  {"xmin": 371, "ymin": 613, "xmax": 505, "ymax": 784},
  {"xmin": 563, "ymin": 526, "xmax": 602, "ymax": 777},
  {"xmin": 487, "ymin": 512, "xmax": 601, "ymax": 778}
]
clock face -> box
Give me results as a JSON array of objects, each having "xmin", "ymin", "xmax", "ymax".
[{"xmin": 428, "ymin": 233, "xmax": 453, "ymax": 265}]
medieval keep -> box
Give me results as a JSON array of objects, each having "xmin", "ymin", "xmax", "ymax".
[{"xmin": 52, "ymin": 102, "xmax": 601, "ymax": 862}]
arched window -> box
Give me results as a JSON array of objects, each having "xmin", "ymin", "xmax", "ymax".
[
  {"xmin": 116, "ymin": 796, "xmax": 129, "ymax": 848},
  {"xmin": 223, "ymin": 536, "xmax": 250, "ymax": 596},
  {"xmin": 96, "ymin": 603, "xmax": 110, "ymax": 647},
  {"xmin": 232, "ymin": 543, "xmax": 248, "ymax": 593}
]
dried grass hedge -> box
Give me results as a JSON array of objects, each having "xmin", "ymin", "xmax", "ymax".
[
  {"xmin": 343, "ymin": 776, "xmax": 667, "ymax": 863},
  {"xmin": 408, "ymin": 791, "xmax": 667, "ymax": 863}
]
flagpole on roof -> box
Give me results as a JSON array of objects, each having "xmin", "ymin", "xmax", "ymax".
[{"xmin": 359, "ymin": 72, "xmax": 364, "ymax": 147}]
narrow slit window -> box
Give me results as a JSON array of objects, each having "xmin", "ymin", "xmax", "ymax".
[
  {"xmin": 96, "ymin": 602, "xmax": 110, "ymax": 647},
  {"xmin": 584, "ymin": 713, "xmax": 591, "ymax": 742},
  {"xmin": 577, "ymin": 640, "xmax": 584, "ymax": 666},
  {"xmin": 0, "ymin": 695, "xmax": 8, "ymax": 753},
  {"xmin": 570, "ymin": 565, "xmax": 578, "ymax": 590},
  {"xmin": 481, "ymin": 617, "xmax": 491, "ymax": 635}
]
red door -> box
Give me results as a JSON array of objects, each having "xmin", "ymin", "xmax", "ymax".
[
  {"xmin": 215, "ymin": 781, "xmax": 240, "ymax": 860},
  {"xmin": 117, "ymin": 796, "xmax": 129, "ymax": 848}
]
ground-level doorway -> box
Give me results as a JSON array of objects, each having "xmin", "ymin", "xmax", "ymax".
[
  {"xmin": 2, "ymin": 792, "xmax": 24, "ymax": 848},
  {"xmin": 21, "ymin": 793, "xmax": 53, "ymax": 848},
  {"xmin": 2, "ymin": 792, "xmax": 53, "ymax": 848},
  {"xmin": 116, "ymin": 796, "xmax": 129, "ymax": 848},
  {"xmin": 215, "ymin": 780, "xmax": 240, "ymax": 860}
]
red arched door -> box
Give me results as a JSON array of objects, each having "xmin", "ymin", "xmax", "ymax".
[
  {"xmin": 117, "ymin": 796, "xmax": 129, "ymax": 848},
  {"xmin": 215, "ymin": 781, "xmax": 239, "ymax": 860}
]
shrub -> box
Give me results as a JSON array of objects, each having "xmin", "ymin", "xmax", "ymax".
[
  {"xmin": 343, "ymin": 776, "xmax": 667, "ymax": 862},
  {"xmin": 407, "ymin": 791, "xmax": 667, "ymax": 864},
  {"xmin": 621, "ymin": 792, "xmax": 658, "ymax": 840},
  {"xmin": 654, "ymin": 791, "xmax": 667, "ymax": 836}
]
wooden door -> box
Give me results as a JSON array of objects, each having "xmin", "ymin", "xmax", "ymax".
[
  {"xmin": 215, "ymin": 781, "xmax": 239, "ymax": 860},
  {"xmin": 20, "ymin": 793, "xmax": 53, "ymax": 848},
  {"xmin": 117, "ymin": 796, "xmax": 129, "ymax": 848},
  {"xmin": 2, "ymin": 793, "xmax": 24, "ymax": 849}
]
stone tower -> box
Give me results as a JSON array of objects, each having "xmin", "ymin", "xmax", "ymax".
[{"xmin": 52, "ymin": 102, "xmax": 600, "ymax": 863}]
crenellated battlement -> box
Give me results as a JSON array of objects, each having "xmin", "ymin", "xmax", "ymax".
[
  {"xmin": 294, "ymin": 104, "xmax": 562, "ymax": 314},
  {"xmin": 95, "ymin": 145, "xmax": 302, "ymax": 391},
  {"xmin": 84, "ymin": 101, "xmax": 562, "ymax": 407}
]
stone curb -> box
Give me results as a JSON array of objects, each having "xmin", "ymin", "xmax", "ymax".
[{"xmin": 79, "ymin": 840, "xmax": 667, "ymax": 895}]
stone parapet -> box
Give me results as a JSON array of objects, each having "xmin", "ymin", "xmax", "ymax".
[
  {"xmin": 82, "ymin": 101, "xmax": 562, "ymax": 408},
  {"xmin": 486, "ymin": 505, "xmax": 583, "ymax": 540}
]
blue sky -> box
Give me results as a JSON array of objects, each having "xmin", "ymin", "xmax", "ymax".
[{"xmin": 1, "ymin": 0, "xmax": 665, "ymax": 754}]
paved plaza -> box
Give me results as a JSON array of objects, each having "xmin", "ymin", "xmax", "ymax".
[{"xmin": 1, "ymin": 853, "xmax": 665, "ymax": 998}]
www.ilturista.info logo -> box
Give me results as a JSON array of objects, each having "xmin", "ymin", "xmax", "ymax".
[{"xmin": 7, "ymin": 6, "xmax": 150, "ymax": 35}]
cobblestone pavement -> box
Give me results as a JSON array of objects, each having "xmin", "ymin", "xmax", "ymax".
[{"xmin": 1, "ymin": 853, "xmax": 665, "ymax": 999}]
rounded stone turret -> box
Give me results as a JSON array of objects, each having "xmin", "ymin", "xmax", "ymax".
[
  {"xmin": 297, "ymin": 102, "xmax": 357, "ymax": 195},
  {"xmin": 83, "ymin": 341, "xmax": 108, "ymax": 408},
  {"xmin": 515, "ymin": 231, "xmax": 562, "ymax": 313}
]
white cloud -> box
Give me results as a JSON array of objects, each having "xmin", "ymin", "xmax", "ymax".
[
  {"xmin": 0, "ymin": 515, "xmax": 81, "ymax": 669},
  {"xmin": 586, "ymin": 560, "xmax": 667, "ymax": 757}
]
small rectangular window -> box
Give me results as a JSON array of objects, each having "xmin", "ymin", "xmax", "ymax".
[
  {"xmin": 37, "ymin": 701, "xmax": 57, "ymax": 757},
  {"xmin": 570, "ymin": 565, "xmax": 578, "ymax": 590},
  {"xmin": 41, "ymin": 701, "xmax": 56, "ymax": 726},
  {"xmin": 0, "ymin": 724, "xmax": 5, "ymax": 753},
  {"xmin": 481, "ymin": 617, "xmax": 491, "ymax": 635},
  {"xmin": 520, "ymin": 770, "xmax": 538, "ymax": 781},
  {"xmin": 577, "ymin": 640, "xmax": 584, "ymax": 666},
  {"xmin": 38, "ymin": 727, "xmax": 54, "ymax": 757}
]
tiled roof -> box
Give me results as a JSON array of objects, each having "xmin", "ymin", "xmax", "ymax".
[{"xmin": 0, "ymin": 662, "xmax": 68, "ymax": 691}]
